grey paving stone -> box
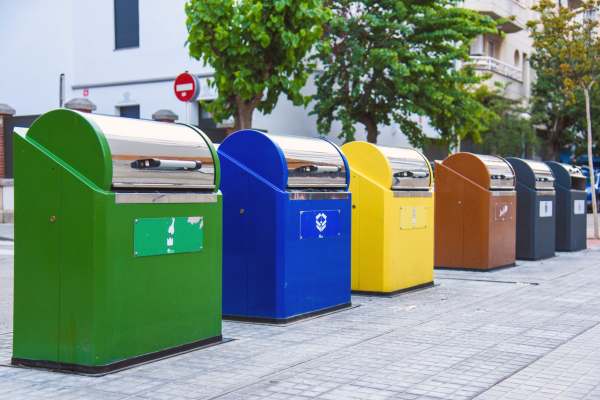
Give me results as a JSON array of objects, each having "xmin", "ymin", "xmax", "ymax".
[{"xmin": 1, "ymin": 247, "xmax": 600, "ymax": 399}]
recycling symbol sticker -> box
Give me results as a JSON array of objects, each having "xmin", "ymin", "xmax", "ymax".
[
  {"xmin": 315, "ymin": 213, "xmax": 327, "ymax": 232},
  {"xmin": 299, "ymin": 209, "xmax": 341, "ymax": 239}
]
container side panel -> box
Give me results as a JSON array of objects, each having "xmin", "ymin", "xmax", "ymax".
[
  {"xmin": 443, "ymin": 153, "xmax": 490, "ymax": 189},
  {"xmin": 351, "ymin": 172, "xmax": 385, "ymax": 292},
  {"xmin": 462, "ymin": 185, "xmax": 491, "ymax": 268},
  {"xmin": 350, "ymin": 172, "xmax": 361, "ymax": 290},
  {"xmin": 56, "ymin": 168, "xmax": 97, "ymax": 365},
  {"xmin": 555, "ymin": 189, "xmax": 569, "ymax": 250},
  {"xmin": 12, "ymin": 135, "xmax": 61, "ymax": 362},
  {"xmin": 386, "ymin": 195, "xmax": 434, "ymax": 291},
  {"xmin": 283, "ymin": 198, "xmax": 352, "ymax": 318},
  {"xmin": 219, "ymin": 130, "xmax": 287, "ymax": 190},
  {"xmin": 341, "ymin": 142, "xmax": 391, "ymax": 189},
  {"xmin": 568, "ymin": 191, "xmax": 587, "ymax": 251},
  {"xmin": 99, "ymin": 198, "xmax": 222, "ymax": 365},
  {"xmin": 533, "ymin": 194, "xmax": 556, "ymax": 259},
  {"xmin": 220, "ymin": 153, "xmax": 279, "ymax": 319},
  {"xmin": 487, "ymin": 194, "xmax": 517, "ymax": 268},
  {"xmin": 434, "ymin": 164, "xmax": 465, "ymax": 268},
  {"xmin": 27, "ymin": 109, "xmax": 112, "ymax": 190},
  {"xmin": 514, "ymin": 184, "xmax": 535, "ymax": 259},
  {"xmin": 221, "ymin": 155, "xmax": 250, "ymax": 317},
  {"xmin": 244, "ymin": 177, "xmax": 280, "ymax": 318}
]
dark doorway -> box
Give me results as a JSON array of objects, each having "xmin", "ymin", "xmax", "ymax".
[
  {"xmin": 4, "ymin": 115, "xmax": 40, "ymax": 179},
  {"xmin": 118, "ymin": 105, "xmax": 140, "ymax": 119}
]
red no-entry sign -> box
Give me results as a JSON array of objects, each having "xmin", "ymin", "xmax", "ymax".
[{"xmin": 174, "ymin": 72, "xmax": 199, "ymax": 102}]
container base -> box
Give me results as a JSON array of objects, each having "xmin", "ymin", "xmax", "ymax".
[
  {"xmin": 11, "ymin": 335, "xmax": 224, "ymax": 376},
  {"xmin": 556, "ymin": 247, "xmax": 587, "ymax": 252},
  {"xmin": 223, "ymin": 302, "xmax": 352, "ymax": 325},
  {"xmin": 352, "ymin": 281, "xmax": 435, "ymax": 297},
  {"xmin": 435, "ymin": 263, "xmax": 516, "ymax": 272},
  {"xmin": 516, "ymin": 253, "xmax": 556, "ymax": 261}
]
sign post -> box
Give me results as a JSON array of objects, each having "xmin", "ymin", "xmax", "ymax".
[{"xmin": 174, "ymin": 72, "xmax": 199, "ymax": 124}]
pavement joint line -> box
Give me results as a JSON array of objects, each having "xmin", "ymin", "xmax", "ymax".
[
  {"xmin": 147, "ymin": 274, "xmax": 539, "ymax": 400},
  {"xmin": 436, "ymin": 277, "xmax": 540, "ymax": 285},
  {"xmin": 186, "ymin": 329, "xmax": 399, "ymax": 400},
  {"xmin": 2, "ymin": 235, "xmax": 600, "ymax": 398},
  {"xmin": 472, "ymin": 319, "xmax": 600, "ymax": 399}
]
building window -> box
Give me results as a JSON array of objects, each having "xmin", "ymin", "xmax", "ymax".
[
  {"xmin": 118, "ymin": 105, "xmax": 140, "ymax": 119},
  {"xmin": 114, "ymin": 0, "xmax": 139, "ymax": 49},
  {"xmin": 514, "ymin": 50, "xmax": 521, "ymax": 67},
  {"xmin": 486, "ymin": 38, "xmax": 497, "ymax": 59}
]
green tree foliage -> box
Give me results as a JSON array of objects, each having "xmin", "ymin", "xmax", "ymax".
[
  {"xmin": 474, "ymin": 85, "xmax": 538, "ymax": 157},
  {"xmin": 185, "ymin": 0, "xmax": 330, "ymax": 131},
  {"xmin": 311, "ymin": 0, "xmax": 498, "ymax": 145},
  {"xmin": 528, "ymin": 56, "xmax": 579, "ymax": 159},
  {"xmin": 572, "ymin": 89, "xmax": 600, "ymax": 157},
  {"xmin": 529, "ymin": 0, "xmax": 600, "ymax": 237}
]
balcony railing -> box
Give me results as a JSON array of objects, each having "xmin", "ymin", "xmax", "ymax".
[{"xmin": 469, "ymin": 56, "xmax": 523, "ymax": 82}]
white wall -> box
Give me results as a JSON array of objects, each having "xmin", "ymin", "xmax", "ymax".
[
  {"xmin": 71, "ymin": 0, "xmax": 208, "ymax": 85},
  {"xmin": 66, "ymin": 0, "xmax": 412, "ymax": 146},
  {"xmin": 0, "ymin": 0, "xmax": 74, "ymax": 115},
  {"xmin": 1, "ymin": 0, "xmax": 413, "ymax": 148},
  {"xmin": 2, "ymin": 186, "xmax": 13, "ymax": 211}
]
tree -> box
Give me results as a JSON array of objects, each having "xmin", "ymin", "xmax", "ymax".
[
  {"xmin": 474, "ymin": 85, "xmax": 538, "ymax": 157},
  {"xmin": 528, "ymin": 57, "xmax": 579, "ymax": 160},
  {"xmin": 311, "ymin": 0, "xmax": 498, "ymax": 145},
  {"xmin": 185, "ymin": 0, "xmax": 330, "ymax": 131},
  {"xmin": 529, "ymin": 0, "xmax": 600, "ymax": 238}
]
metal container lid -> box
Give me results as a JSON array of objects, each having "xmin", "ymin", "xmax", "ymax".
[
  {"xmin": 267, "ymin": 134, "xmax": 347, "ymax": 189},
  {"xmin": 378, "ymin": 146, "xmax": 431, "ymax": 190},
  {"xmin": 546, "ymin": 162, "xmax": 586, "ymax": 191},
  {"xmin": 442, "ymin": 153, "xmax": 515, "ymax": 190},
  {"xmin": 85, "ymin": 113, "xmax": 216, "ymax": 190},
  {"xmin": 521, "ymin": 159, "xmax": 555, "ymax": 190},
  {"xmin": 472, "ymin": 154, "xmax": 515, "ymax": 189},
  {"xmin": 507, "ymin": 158, "xmax": 555, "ymax": 191}
]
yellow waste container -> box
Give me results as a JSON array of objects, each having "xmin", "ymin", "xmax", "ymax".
[{"xmin": 342, "ymin": 142, "xmax": 434, "ymax": 295}]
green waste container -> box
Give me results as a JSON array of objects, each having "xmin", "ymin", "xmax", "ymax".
[{"xmin": 12, "ymin": 109, "xmax": 222, "ymax": 374}]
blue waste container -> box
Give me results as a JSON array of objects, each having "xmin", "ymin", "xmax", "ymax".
[{"xmin": 218, "ymin": 130, "xmax": 352, "ymax": 323}]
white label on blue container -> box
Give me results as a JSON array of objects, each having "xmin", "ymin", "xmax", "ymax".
[
  {"xmin": 539, "ymin": 201, "xmax": 553, "ymax": 218},
  {"xmin": 574, "ymin": 200, "xmax": 585, "ymax": 215}
]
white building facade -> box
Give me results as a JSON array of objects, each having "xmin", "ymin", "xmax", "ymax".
[
  {"xmin": 1, "ymin": 0, "xmax": 555, "ymax": 222},
  {"xmin": 0, "ymin": 0, "xmax": 413, "ymax": 147}
]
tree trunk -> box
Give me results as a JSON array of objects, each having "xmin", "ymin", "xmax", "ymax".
[
  {"xmin": 233, "ymin": 101, "xmax": 255, "ymax": 132},
  {"xmin": 584, "ymin": 87, "xmax": 599, "ymax": 239},
  {"xmin": 540, "ymin": 137, "xmax": 559, "ymax": 161},
  {"xmin": 361, "ymin": 116, "xmax": 378, "ymax": 143},
  {"xmin": 455, "ymin": 126, "xmax": 461, "ymax": 153}
]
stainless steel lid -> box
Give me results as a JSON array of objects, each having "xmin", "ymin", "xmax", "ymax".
[
  {"xmin": 562, "ymin": 163, "xmax": 586, "ymax": 179},
  {"xmin": 556, "ymin": 162, "xmax": 586, "ymax": 190},
  {"xmin": 473, "ymin": 154, "xmax": 515, "ymax": 189},
  {"xmin": 522, "ymin": 159, "xmax": 555, "ymax": 190},
  {"xmin": 378, "ymin": 146, "xmax": 431, "ymax": 190},
  {"xmin": 268, "ymin": 134, "xmax": 347, "ymax": 189},
  {"xmin": 86, "ymin": 114, "xmax": 215, "ymax": 190}
]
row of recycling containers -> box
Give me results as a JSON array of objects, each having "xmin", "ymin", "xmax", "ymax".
[{"xmin": 11, "ymin": 110, "xmax": 588, "ymax": 374}]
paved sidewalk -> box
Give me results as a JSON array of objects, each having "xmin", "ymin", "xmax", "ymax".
[{"xmin": 0, "ymin": 246, "xmax": 600, "ymax": 399}]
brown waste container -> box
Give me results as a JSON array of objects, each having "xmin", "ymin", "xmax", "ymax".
[{"xmin": 435, "ymin": 153, "xmax": 517, "ymax": 270}]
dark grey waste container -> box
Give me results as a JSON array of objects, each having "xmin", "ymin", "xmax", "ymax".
[
  {"xmin": 506, "ymin": 158, "xmax": 556, "ymax": 260},
  {"xmin": 546, "ymin": 162, "xmax": 587, "ymax": 251}
]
